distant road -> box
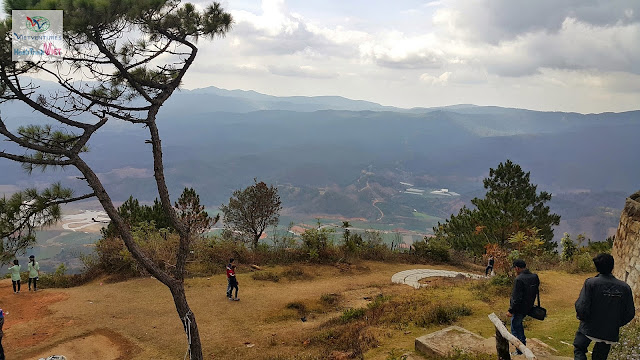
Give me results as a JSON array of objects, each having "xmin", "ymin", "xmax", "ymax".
[{"xmin": 61, "ymin": 210, "xmax": 109, "ymax": 232}]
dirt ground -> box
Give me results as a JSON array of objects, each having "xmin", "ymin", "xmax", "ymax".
[
  {"xmin": 0, "ymin": 263, "xmax": 587, "ymax": 359},
  {"xmin": 2, "ymin": 262, "xmax": 440, "ymax": 359}
]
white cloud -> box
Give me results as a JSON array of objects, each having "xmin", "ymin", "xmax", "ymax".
[
  {"xmin": 268, "ymin": 64, "xmax": 338, "ymax": 79},
  {"xmin": 179, "ymin": 0, "xmax": 640, "ymax": 113},
  {"xmin": 478, "ymin": 18, "xmax": 640, "ymax": 76},
  {"xmin": 420, "ymin": 72, "xmax": 451, "ymax": 85}
]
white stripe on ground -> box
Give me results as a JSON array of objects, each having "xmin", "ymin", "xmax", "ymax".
[{"xmin": 391, "ymin": 269, "xmax": 484, "ymax": 289}]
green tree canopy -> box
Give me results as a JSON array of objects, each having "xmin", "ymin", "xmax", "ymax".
[
  {"xmin": 220, "ymin": 179, "xmax": 282, "ymax": 249},
  {"xmin": 435, "ymin": 160, "xmax": 561, "ymax": 254}
]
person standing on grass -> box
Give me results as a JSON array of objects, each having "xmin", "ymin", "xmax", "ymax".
[
  {"xmin": 229, "ymin": 265, "xmax": 239, "ymax": 301},
  {"xmin": 573, "ymin": 253, "xmax": 635, "ymax": 360},
  {"xmin": 28, "ymin": 255, "xmax": 40, "ymax": 291},
  {"xmin": 506, "ymin": 259, "xmax": 539, "ymax": 356},
  {"xmin": 485, "ymin": 255, "xmax": 495, "ymax": 277},
  {"xmin": 8, "ymin": 259, "xmax": 21, "ymax": 294},
  {"xmin": 226, "ymin": 258, "xmax": 236, "ymax": 300}
]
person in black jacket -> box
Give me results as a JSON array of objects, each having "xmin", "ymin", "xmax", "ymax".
[
  {"xmin": 573, "ymin": 253, "xmax": 635, "ymax": 360},
  {"xmin": 485, "ymin": 255, "xmax": 495, "ymax": 276},
  {"xmin": 507, "ymin": 259, "xmax": 540, "ymax": 355}
]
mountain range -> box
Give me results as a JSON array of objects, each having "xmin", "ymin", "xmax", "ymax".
[{"xmin": 1, "ymin": 81, "xmax": 639, "ymax": 243}]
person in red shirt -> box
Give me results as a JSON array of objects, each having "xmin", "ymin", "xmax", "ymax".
[{"xmin": 226, "ymin": 258, "xmax": 239, "ymax": 300}]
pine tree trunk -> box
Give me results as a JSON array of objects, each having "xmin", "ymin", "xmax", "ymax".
[
  {"xmin": 169, "ymin": 281, "xmax": 203, "ymax": 360},
  {"xmin": 75, "ymin": 158, "xmax": 204, "ymax": 359}
]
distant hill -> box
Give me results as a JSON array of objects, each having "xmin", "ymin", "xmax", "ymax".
[{"xmin": 0, "ymin": 80, "xmax": 638, "ymax": 242}]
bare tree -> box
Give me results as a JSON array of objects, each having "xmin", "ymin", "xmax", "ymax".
[
  {"xmin": 220, "ymin": 179, "xmax": 282, "ymax": 249},
  {"xmin": 0, "ymin": 1, "xmax": 232, "ymax": 359}
]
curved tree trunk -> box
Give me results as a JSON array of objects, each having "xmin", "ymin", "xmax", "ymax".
[
  {"xmin": 74, "ymin": 157, "xmax": 203, "ymax": 359},
  {"xmin": 170, "ymin": 281, "xmax": 203, "ymax": 360}
]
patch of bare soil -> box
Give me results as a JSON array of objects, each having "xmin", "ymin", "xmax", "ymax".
[
  {"xmin": 0, "ymin": 279, "xmax": 69, "ymax": 348},
  {"xmin": 28, "ymin": 328, "xmax": 138, "ymax": 360},
  {"xmin": 341, "ymin": 287, "xmax": 383, "ymax": 309}
]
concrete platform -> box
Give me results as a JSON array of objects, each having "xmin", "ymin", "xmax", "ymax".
[
  {"xmin": 415, "ymin": 326, "xmax": 572, "ymax": 359},
  {"xmin": 392, "ymin": 269, "xmax": 484, "ymax": 289}
]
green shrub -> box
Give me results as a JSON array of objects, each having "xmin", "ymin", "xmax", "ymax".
[
  {"xmin": 470, "ymin": 278, "xmax": 512, "ymax": 303},
  {"xmin": 301, "ymin": 227, "xmax": 338, "ymax": 263},
  {"xmin": 416, "ymin": 303, "xmax": 472, "ymax": 326},
  {"xmin": 37, "ymin": 263, "xmax": 92, "ymax": 288},
  {"xmin": 413, "ymin": 238, "xmax": 451, "ymax": 263},
  {"xmin": 340, "ymin": 307, "xmax": 366, "ymax": 322},
  {"xmin": 360, "ymin": 231, "xmax": 395, "ymax": 261},
  {"xmin": 527, "ymin": 251, "xmax": 561, "ymax": 271},
  {"xmin": 563, "ymin": 252, "xmax": 595, "ymax": 273},
  {"xmin": 490, "ymin": 274, "xmax": 514, "ymax": 287}
]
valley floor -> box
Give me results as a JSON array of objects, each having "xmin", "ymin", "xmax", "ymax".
[{"xmin": 1, "ymin": 262, "xmax": 588, "ymax": 359}]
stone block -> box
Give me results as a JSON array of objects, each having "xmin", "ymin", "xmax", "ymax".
[{"xmin": 415, "ymin": 326, "xmax": 489, "ymax": 357}]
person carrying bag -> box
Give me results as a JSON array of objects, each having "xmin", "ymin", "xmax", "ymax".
[{"xmin": 528, "ymin": 287, "xmax": 547, "ymax": 320}]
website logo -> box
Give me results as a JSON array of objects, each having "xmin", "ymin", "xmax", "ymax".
[
  {"xmin": 26, "ymin": 16, "xmax": 50, "ymax": 32},
  {"xmin": 12, "ymin": 10, "xmax": 64, "ymax": 62}
]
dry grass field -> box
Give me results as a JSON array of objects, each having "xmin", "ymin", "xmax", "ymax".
[{"xmin": 1, "ymin": 262, "xmax": 589, "ymax": 359}]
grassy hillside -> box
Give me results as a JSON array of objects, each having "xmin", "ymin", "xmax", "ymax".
[{"xmin": 3, "ymin": 262, "xmax": 603, "ymax": 359}]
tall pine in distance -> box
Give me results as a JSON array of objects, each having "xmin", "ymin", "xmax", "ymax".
[{"xmin": 435, "ymin": 160, "xmax": 560, "ymax": 254}]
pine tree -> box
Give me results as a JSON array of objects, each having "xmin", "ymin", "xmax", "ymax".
[
  {"xmin": 0, "ymin": 2, "xmax": 232, "ymax": 358},
  {"xmin": 435, "ymin": 160, "xmax": 561, "ymax": 254}
]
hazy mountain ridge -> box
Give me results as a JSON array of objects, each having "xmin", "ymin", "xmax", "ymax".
[{"xmin": 1, "ymin": 81, "xmax": 638, "ymax": 243}]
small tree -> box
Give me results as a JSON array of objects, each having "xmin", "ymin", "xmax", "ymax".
[
  {"xmin": 507, "ymin": 228, "xmax": 545, "ymax": 258},
  {"xmin": 220, "ymin": 179, "xmax": 282, "ymax": 249},
  {"xmin": 561, "ymin": 232, "xmax": 578, "ymax": 261},
  {"xmin": 301, "ymin": 226, "xmax": 334, "ymax": 261},
  {"xmin": 175, "ymin": 187, "xmax": 218, "ymax": 236},
  {"xmin": 341, "ymin": 221, "xmax": 363, "ymax": 256}
]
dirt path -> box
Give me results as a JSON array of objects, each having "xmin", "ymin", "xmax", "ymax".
[
  {"xmin": 372, "ymin": 199, "xmax": 384, "ymax": 221},
  {"xmin": 0, "ymin": 278, "xmax": 138, "ymax": 360},
  {"xmin": 0, "ymin": 279, "xmax": 69, "ymax": 347}
]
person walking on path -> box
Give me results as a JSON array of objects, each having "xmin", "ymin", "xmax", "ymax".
[
  {"xmin": 573, "ymin": 253, "xmax": 635, "ymax": 360},
  {"xmin": 28, "ymin": 255, "xmax": 40, "ymax": 291},
  {"xmin": 506, "ymin": 259, "xmax": 540, "ymax": 355},
  {"xmin": 8, "ymin": 260, "xmax": 21, "ymax": 294},
  {"xmin": 485, "ymin": 255, "xmax": 495, "ymax": 277}
]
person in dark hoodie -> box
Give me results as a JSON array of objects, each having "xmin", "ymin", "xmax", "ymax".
[
  {"xmin": 573, "ymin": 253, "xmax": 635, "ymax": 360},
  {"xmin": 506, "ymin": 259, "xmax": 540, "ymax": 355},
  {"xmin": 485, "ymin": 255, "xmax": 495, "ymax": 277}
]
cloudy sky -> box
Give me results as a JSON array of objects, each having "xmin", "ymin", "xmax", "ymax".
[{"xmin": 122, "ymin": 1, "xmax": 636, "ymax": 112}]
